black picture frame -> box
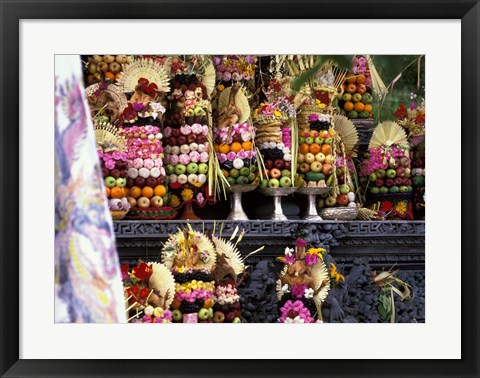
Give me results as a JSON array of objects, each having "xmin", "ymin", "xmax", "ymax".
[{"xmin": 1, "ymin": 1, "xmax": 479, "ymax": 377}]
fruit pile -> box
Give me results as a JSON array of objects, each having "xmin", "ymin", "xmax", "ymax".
[
  {"xmin": 276, "ymin": 239, "xmax": 329, "ymax": 323},
  {"xmin": 214, "ymin": 122, "xmax": 258, "ymax": 186},
  {"xmin": 99, "ymin": 150, "xmax": 131, "ymax": 218},
  {"xmin": 120, "ymin": 124, "xmax": 175, "ymax": 219},
  {"xmin": 254, "ymin": 98, "xmax": 296, "ymax": 189},
  {"xmin": 122, "ymin": 261, "xmax": 174, "ymax": 323},
  {"xmin": 212, "ymin": 281, "xmax": 242, "ymax": 323},
  {"xmin": 367, "ymin": 154, "xmax": 413, "ymax": 195},
  {"xmin": 337, "ymin": 74, "xmax": 374, "ymax": 120},
  {"xmin": 297, "ymin": 113, "xmax": 335, "ymax": 188},
  {"xmin": 164, "ymin": 73, "xmax": 212, "ymax": 208},
  {"xmin": 85, "ymin": 54, "xmax": 130, "ymax": 85},
  {"xmin": 170, "ymin": 272, "xmax": 216, "ymax": 323}
]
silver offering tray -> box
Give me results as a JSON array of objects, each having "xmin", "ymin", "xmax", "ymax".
[
  {"xmin": 297, "ymin": 186, "xmax": 332, "ymax": 221},
  {"xmin": 320, "ymin": 206, "xmax": 359, "ymax": 221},
  {"xmin": 226, "ymin": 184, "xmax": 258, "ymax": 221},
  {"xmin": 259, "ymin": 187, "xmax": 297, "ymax": 220}
]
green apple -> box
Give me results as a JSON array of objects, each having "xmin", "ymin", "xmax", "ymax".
[
  {"xmin": 248, "ymin": 172, "xmax": 256, "ymax": 182},
  {"xmin": 298, "ymin": 136, "xmax": 306, "ymax": 144},
  {"xmin": 389, "ymin": 185, "xmax": 399, "ymax": 193},
  {"xmin": 342, "ymin": 93, "xmax": 352, "ymax": 102},
  {"xmin": 348, "ymin": 110, "xmax": 358, "ymax": 119},
  {"xmin": 232, "ymin": 317, "xmax": 241, "ymax": 323},
  {"xmin": 324, "ymin": 137, "xmax": 333, "ymax": 145},
  {"xmin": 198, "ymin": 163, "xmax": 208, "ymax": 174},
  {"xmin": 260, "ymin": 179, "xmax": 269, "ymax": 189},
  {"xmin": 229, "ymin": 168, "xmax": 239, "ymax": 179},
  {"xmin": 339, "ymin": 184, "xmax": 350, "ymax": 194},
  {"xmin": 314, "ymin": 137, "xmax": 324, "ymax": 144},
  {"xmin": 361, "ymin": 93, "xmax": 373, "ymax": 104},
  {"xmin": 399, "ymin": 185, "xmax": 409, "ymax": 193},
  {"xmin": 104, "ymin": 176, "xmax": 116, "ymax": 188},
  {"xmin": 380, "ymin": 186, "xmax": 389, "ymax": 194},
  {"xmin": 236, "ymin": 176, "xmax": 248, "ymax": 185},
  {"xmin": 305, "ymin": 137, "xmax": 314, "ymax": 145},
  {"xmin": 369, "ymin": 172, "xmax": 377, "ymax": 182},
  {"xmin": 166, "ymin": 164, "xmax": 175, "ymax": 175},
  {"xmin": 371, "ymin": 187, "xmax": 380, "ymax": 194},
  {"xmin": 352, "ymin": 93, "xmax": 362, "ymax": 103},
  {"xmin": 268, "ymin": 178, "xmax": 280, "ymax": 188},
  {"xmin": 172, "ymin": 309, "xmax": 182, "ymax": 322},
  {"xmin": 227, "ymin": 177, "xmax": 236, "ymax": 185},
  {"xmin": 239, "ymin": 167, "xmax": 250, "ymax": 176},
  {"xmin": 115, "ymin": 177, "xmax": 126, "ymax": 188},
  {"xmin": 279, "ymin": 176, "xmax": 292, "ymax": 187},
  {"xmin": 174, "ymin": 164, "xmax": 186, "ymax": 175},
  {"xmin": 186, "ymin": 162, "xmax": 199, "ymax": 174},
  {"xmin": 281, "ymin": 169, "xmax": 291, "ymax": 177},
  {"xmin": 198, "ymin": 308, "xmax": 209, "ymax": 320},
  {"xmin": 386, "ymin": 169, "xmax": 396, "ymax": 179}
]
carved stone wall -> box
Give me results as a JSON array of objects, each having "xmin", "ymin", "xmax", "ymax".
[{"xmin": 116, "ymin": 220, "xmax": 425, "ymax": 323}]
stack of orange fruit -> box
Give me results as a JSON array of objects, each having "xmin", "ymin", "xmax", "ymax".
[{"xmin": 337, "ymin": 74, "xmax": 374, "ymax": 120}]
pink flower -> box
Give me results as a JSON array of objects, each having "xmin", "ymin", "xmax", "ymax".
[
  {"xmin": 237, "ymin": 150, "xmax": 247, "ymax": 159},
  {"xmin": 179, "ymin": 154, "xmax": 191, "ymax": 165},
  {"xmin": 305, "ymin": 254, "xmax": 317, "ymax": 266},
  {"xmin": 191, "ymin": 123, "xmax": 203, "ymax": 134},
  {"xmin": 199, "ymin": 152, "xmax": 209, "ymax": 163},
  {"xmin": 154, "ymin": 158, "xmax": 163, "ymax": 168},
  {"xmin": 143, "ymin": 159, "xmax": 154, "ymax": 169},
  {"xmin": 232, "ymin": 72, "xmax": 242, "ymax": 81},
  {"xmin": 218, "ymin": 153, "xmax": 227, "ymax": 163},
  {"xmin": 201, "ymin": 125, "xmax": 209, "ymax": 136},
  {"xmin": 197, "ymin": 193, "xmax": 205, "ymax": 204},
  {"xmin": 296, "ymin": 238, "xmax": 307, "ymax": 247},
  {"xmin": 223, "ymin": 71, "xmax": 232, "ymax": 81},
  {"xmin": 285, "ymin": 255, "xmax": 295, "ymax": 264},
  {"xmin": 180, "ymin": 125, "xmax": 191, "ymax": 135},
  {"xmin": 227, "ymin": 151, "xmax": 237, "ymax": 161},
  {"xmin": 216, "ymin": 71, "xmax": 224, "ymax": 80},
  {"xmin": 105, "ymin": 160, "xmax": 115, "ymax": 170},
  {"xmin": 170, "ymin": 155, "xmax": 179, "ymax": 165},
  {"xmin": 189, "ymin": 151, "xmax": 200, "ymax": 163}
]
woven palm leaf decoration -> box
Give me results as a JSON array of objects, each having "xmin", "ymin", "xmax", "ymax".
[
  {"xmin": 161, "ymin": 228, "xmax": 216, "ymax": 271},
  {"xmin": 368, "ymin": 120, "xmax": 408, "ymax": 150},
  {"xmin": 333, "ymin": 114, "xmax": 359, "ymax": 157},
  {"xmin": 366, "ymin": 55, "xmax": 388, "ymax": 99},
  {"xmin": 201, "ymin": 60, "xmax": 216, "ymax": 98},
  {"xmin": 211, "ymin": 236, "xmax": 245, "ymax": 276},
  {"xmin": 148, "ymin": 263, "xmax": 176, "ymax": 309},
  {"xmin": 218, "ymin": 85, "xmax": 251, "ymax": 123},
  {"xmin": 311, "ymin": 260, "xmax": 331, "ymax": 310},
  {"xmin": 276, "ymin": 265, "xmax": 289, "ymax": 300},
  {"xmin": 85, "ymin": 83, "xmax": 128, "ymax": 116},
  {"xmin": 116, "ymin": 58, "xmax": 170, "ymax": 94},
  {"xmin": 94, "ymin": 121, "xmax": 126, "ymax": 152}
]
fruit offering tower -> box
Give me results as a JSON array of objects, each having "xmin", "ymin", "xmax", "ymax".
[
  {"xmin": 297, "ymin": 112, "xmax": 335, "ymax": 189},
  {"xmin": 163, "ymin": 56, "xmax": 216, "ymax": 219},
  {"xmin": 162, "ymin": 227, "xmax": 217, "ymax": 323},
  {"xmin": 116, "ymin": 75, "xmax": 175, "ymax": 219},
  {"xmin": 214, "ymin": 83, "xmax": 258, "ymax": 188},
  {"xmin": 363, "ymin": 121, "xmax": 414, "ymax": 219},
  {"xmin": 94, "ymin": 122, "xmax": 131, "ymax": 220},
  {"xmin": 83, "ymin": 54, "xmax": 130, "ymax": 86},
  {"xmin": 253, "ymin": 79, "xmax": 297, "ymax": 189},
  {"xmin": 122, "ymin": 261, "xmax": 175, "ymax": 323},
  {"xmin": 337, "ymin": 56, "xmax": 374, "ymax": 120},
  {"xmin": 210, "ymin": 231, "xmax": 249, "ymax": 323},
  {"xmin": 276, "ymin": 238, "xmax": 330, "ymax": 323}
]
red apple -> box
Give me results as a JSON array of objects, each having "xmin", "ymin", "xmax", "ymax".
[
  {"xmin": 356, "ymin": 83, "xmax": 367, "ymax": 94},
  {"xmin": 127, "ymin": 197, "xmax": 137, "ymax": 208},
  {"xmin": 264, "ymin": 160, "xmax": 273, "ymax": 169},
  {"xmin": 273, "ymin": 159, "xmax": 284, "ymax": 170},
  {"xmin": 269, "ymin": 168, "xmax": 282, "ymax": 179},
  {"xmin": 177, "ymin": 135, "xmax": 187, "ymax": 145},
  {"xmin": 135, "ymin": 177, "xmax": 146, "ymax": 188},
  {"xmin": 385, "ymin": 178, "xmax": 394, "ymax": 188},
  {"xmin": 347, "ymin": 83, "xmax": 357, "ymax": 94},
  {"xmin": 146, "ymin": 177, "xmax": 157, "ymax": 187},
  {"xmin": 396, "ymin": 166, "xmax": 405, "ymax": 177},
  {"xmin": 172, "ymin": 128, "xmax": 181, "ymax": 137},
  {"xmin": 110, "ymin": 169, "xmax": 120, "ymax": 179},
  {"xmin": 126, "ymin": 177, "xmax": 135, "ymax": 188},
  {"xmin": 394, "ymin": 177, "xmax": 403, "ymax": 186},
  {"xmin": 225, "ymin": 312, "xmax": 236, "ymax": 322},
  {"xmin": 196, "ymin": 135, "xmax": 206, "ymax": 144},
  {"xmin": 375, "ymin": 178, "xmax": 384, "ymax": 188},
  {"xmin": 284, "ymin": 161, "xmax": 292, "ymax": 170},
  {"xmin": 337, "ymin": 194, "xmax": 349, "ymax": 206},
  {"xmin": 187, "ymin": 133, "xmax": 196, "ymax": 143},
  {"xmin": 150, "ymin": 196, "xmax": 163, "ymax": 208},
  {"xmin": 156, "ymin": 177, "xmax": 165, "ymax": 185}
]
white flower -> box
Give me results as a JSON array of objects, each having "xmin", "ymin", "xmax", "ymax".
[
  {"xmin": 285, "ymin": 316, "xmax": 305, "ymax": 324},
  {"xmin": 164, "ymin": 250, "xmax": 176, "ymax": 260},
  {"xmin": 284, "ymin": 247, "xmax": 294, "ymax": 256},
  {"xmin": 281, "ymin": 284, "xmax": 290, "ymax": 293},
  {"xmin": 304, "ymin": 288, "xmax": 314, "ymax": 299},
  {"xmin": 150, "ymin": 102, "xmax": 166, "ymax": 119}
]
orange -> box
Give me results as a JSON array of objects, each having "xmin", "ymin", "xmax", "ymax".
[
  {"xmin": 110, "ymin": 186, "xmax": 124, "ymax": 199},
  {"xmin": 219, "ymin": 144, "xmax": 230, "ymax": 154},
  {"xmin": 309, "ymin": 143, "xmax": 321, "ymax": 154},
  {"xmin": 343, "ymin": 101, "xmax": 354, "ymax": 112},
  {"xmin": 241, "ymin": 141, "xmax": 253, "ymax": 151},
  {"xmin": 354, "ymin": 102, "xmax": 365, "ymax": 112},
  {"xmin": 154, "ymin": 185, "xmax": 167, "ymax": 197},
  {"xmin": 105, "ymin": 187, "xmax": 111, "ymax": 197},
  {"xmin": 321, "ymin": 144, "xmax": 332, "ymax": 155},
  {"xmin": 222, "ymin": 169, "xmax": 229, "ymax": 177},
  {"xmin": 347, "ymin": 74, "xmax": 356, "ymax": 84},
  {"xmin": 230, "ymin": 142, "xmax": 242, "ymax": 153},
  {"xmin": 364, "ymin": 104, "xmax": 373, "ymax": 113},
  {"xmin": 214, "ymin": 144, "xmax": 220, "ymax": 153},
  {"xmin": 104, "ymin": 71, "xmax": 115, "ymax": 81},
  {"xmin": 356, "ymin": 74, "xmax": 366, "ymax": 84},
  {"xmin": 203, "ymin": 298, "xmax": 213, "ymax": 309},
  {"xmin": 141, "ymin": 186, "xmax": 154, "ymax": 198},
  {"xmin": 124, "ymin": 187, "xmax": 130, "ymax": 196},
  {"xmin": 299, "ymin": 143, "xmax": 310, "ymax": 155},
  {"xmin": 115, "ymin": 72, "xmax": 122, "ymax": 81},
  {"xmin": 130, "ymin": 186, "xmax": 142, "ymax": 199}
]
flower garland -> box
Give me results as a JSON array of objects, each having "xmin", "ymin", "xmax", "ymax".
[{"xmin": 213, "ymin": 55, "xmax": 256, "ymax": 82}]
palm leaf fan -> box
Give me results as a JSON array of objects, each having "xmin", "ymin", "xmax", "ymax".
[
  {"xmin": 115, "ymin": 58, "xmax": 170, "ymax": 94},
  {"xmin": 333, "ymin": 114, "xmax": 359, "ymax": 156},
  {"xmin": 211, "ymin": 236, "xmax": 245, "ymax": 276},
  {"xmin": 311, "ymin": 260, "xmax": 331, "ymax": 311},
  {"xmin": 85, "ymin": 83, "xmax": 128, "ymax": 116},
  {"xmin": 218, "ymin": 85, "xmax": 251, "ymax": 123},
  {"xmin": 148, "ymin": 263, "xmax": 176, "ymax": 309},
  {"xmin": 201, "ymin": 60, "xmax": 216, "ymax": 98},
  {"xmin": 366, "ymin": 55, "xmax": 388, "ymax": 99},
  {"xmin": 161, "ymin": 229, "xmax": 216, "ymax": 271},
  {"xmin": 94, "ymin": 122, "xmax": 126, "ymax": 152},
  {"xmin": 369, "ymin": 120, "xmax": 408, "ymax": 150}
]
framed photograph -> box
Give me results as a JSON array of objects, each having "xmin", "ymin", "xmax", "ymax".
[{"xmin": 1, "ymin": 0, "xmax": 478, "ymax": 377}]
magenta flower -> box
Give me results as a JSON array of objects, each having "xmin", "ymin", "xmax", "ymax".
[
  {"xmin": 296, "ymin": 238, "xmax": 307, "ymax": 248},
  {"xmin": 305, "ymin": 254, "xmax": 317, "ymax": 266},
  {"xmin": 291, "ymin": 284, "xmax": 308, "ymax": 298},
  {"xmin": 285, "ymin": 254, "xmax": 295, "ymax": 264}
]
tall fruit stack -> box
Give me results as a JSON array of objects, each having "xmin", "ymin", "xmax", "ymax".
[
  {"xmin": 94, "ymin": 122, "xmax": 131, "ymax": 219},
  {"xmin": 162, "ymin": 228, "xmax": 217, "ymax": 323},
  {"xmin": 163, "ymin": 56, "xmax": 216, "ymax": 219}
]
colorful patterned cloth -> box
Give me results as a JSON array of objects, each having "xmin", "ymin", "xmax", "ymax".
[{"xmin": 54, "ymin": 55, "xmax": 126, "ymax": 323}]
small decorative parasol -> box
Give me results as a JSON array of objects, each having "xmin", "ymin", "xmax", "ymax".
[{"xmin": 116, "ymin": 58, "xmax": 170, "ymax": 94}]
